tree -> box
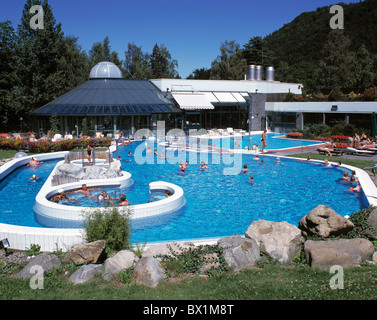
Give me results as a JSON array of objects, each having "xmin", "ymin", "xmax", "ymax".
[
  {"xmin": 187, "ymin": 67, "xmax": 211, "ymax": 79},
  {"xmin": 11, "ymin": 0, "xmax": 65, "ymax": 130},
  {"xmin": 243, "ymin": 36, "xmax": 274, "ymax": 66},
  {"xmin": 123, "ymin": 43, "xmax": 152, "ymax": 80},
  {"xmin": 210, "ymin": 40, "xmax": 247, "ymax": 80},
  {"xmin": 0, "ymin": 21, "xmax": 17, "ymax": 128},
  {"xmin": 89, "ymin": 36, "xmax": 123, "ymax": 73},
  {"xmin": 354, "ymin": 44, "xmax": 375, "ymax": 91},
  {"xmin": 150, "ymin": 43, "xmax": 179, "ymax": 79},
  {"xmin": 314, "ymin": 30, "xmax": 356, "ymax": 90}
]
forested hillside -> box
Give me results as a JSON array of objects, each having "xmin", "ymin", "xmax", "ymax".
[{"xmin": 263, "ymin": 0, "xmax": 377, "ymax": 91}]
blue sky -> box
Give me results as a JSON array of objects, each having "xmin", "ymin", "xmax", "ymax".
[{"xmin": 1, "ymin": 0, "xmax": 356, "ymax": 78}]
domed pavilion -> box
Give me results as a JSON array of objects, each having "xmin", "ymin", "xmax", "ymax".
[{"xmin": 32, "ymin": 61, "xmax": 181, "ymax": 138}]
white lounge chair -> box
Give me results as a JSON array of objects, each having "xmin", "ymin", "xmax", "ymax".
[
  {"xmin": 346, "ymin": 147, "xmax": 374, "ymax": 156},
  {"xmin": 227, "ymin": 128, "xmax": 234, "ymax": 135},
  {"xmin": 52, "ymin": 133, "xmax": 62, "ymax": 142}
]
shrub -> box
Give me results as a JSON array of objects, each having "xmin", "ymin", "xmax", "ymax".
[
  {"xmin": 308, "ymin": 123, "xmax": 331, "ymax": 137},
  {"xmin": 343, "ymin": 124, "xmax": 356, "ymax": 137},
  {"xmin": 328, "ymin": 88, "xmax": 344, "ymax": 101},
  {"xmin": 157, "ymin": 243, "xmax": 229, "ymax": 277},
  {"xmin": 363, "ymin": 87, "xmax": 377, "ymax": 101},
  {"xmin": 283, "ymin": 92, "xmax": 297, "ymax": 102},
  {"xmin": 330, "ymin": 124, "xmax": 345, "ymax": 136},
  {"xmin": 347, "ymin": 206, "xmax": 377, "ymax": 240},
  {"xmin": 83, "ymin": 207, "xmax": 132, "ymax": 253}
]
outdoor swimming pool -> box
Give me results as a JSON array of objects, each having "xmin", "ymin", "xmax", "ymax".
[
  {"xmin": 194, "ymin": 133, "xmax": 323, "ymax": 151},
  {"xmin": 0, "ymin": 138, "xmax": 368, "ymax": 244}
]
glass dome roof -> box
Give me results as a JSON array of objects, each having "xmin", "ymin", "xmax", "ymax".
[{"xmin": 89, "ymin": 61, "xmax": 122, "ymax": 79}]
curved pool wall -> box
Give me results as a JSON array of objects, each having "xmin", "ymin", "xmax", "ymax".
[
  {"xmin": 0, "ymin": 142, "xmax": 377, "ymax": 252},
  {"xmin": 34, "ymin": 165, "xmax": 186, "ymax": 225},
  {"xmin": 0, "ymin": 148, "xmax": 187, "ymax": 252}
]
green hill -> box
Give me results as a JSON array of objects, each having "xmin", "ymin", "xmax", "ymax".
[{"xmin": 263, "ymin": 0, "xmax": 377, "ymax": 91}]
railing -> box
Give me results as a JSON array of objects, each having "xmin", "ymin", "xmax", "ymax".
[{"xmin": 64, "ymin": 150, "xmax": 113, "ymax": 164}]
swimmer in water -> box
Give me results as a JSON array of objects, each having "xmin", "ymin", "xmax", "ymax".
[
  {"xmin": 241, "ymin": 164, "xmax": 249, "ymax": 173},
  {"xmin": 27, "ymin": 157, "xmax": 42, "ymax": 167},
  {"xmin": 68, "ymin": 184, "xmax": 99, "ymax": 196},
  {"xmin": 28, "ymin": 174, "xmax": 40, "ymax": 180},
  {"xmin": 349, "ymin": 176, "xmax": 361, "ymax": 192},
  {"xmin": 340, "ymin": 171, "xmax": 350, "ymax": 182},
  {"xmin": 199, "ymin": 161, "xmax": 209, "ymax": 170},
  {"xmin": 248, "ymin": 175, "xmax": 256, "ymax": 185},
  {"xmin": 179, "ymin": 162, "xmax": 186, "ymax": 174},
  {"xmin": 118, "ymin": 194, "xmax": 130, "ymax": 206}
]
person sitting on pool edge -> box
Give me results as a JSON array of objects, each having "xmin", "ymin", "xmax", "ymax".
[{"xmin": 165, "ymin": 190, "xmax": 172, "ymax": 198}]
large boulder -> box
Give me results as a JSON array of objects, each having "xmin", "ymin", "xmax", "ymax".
[
  {"xmin": 16, "ymin": 254, "xmax": 62, "ymax": 279},
  {"xmin": 299, "ymin": 205, "xmax": 354, "ymax": 237},
  {"xmin": 63, "ymin": 240, "xmax": 106, "ymax": 265},
  {"xmin": 304, "ymin": 238, "xmax": 375, "ymax": 269},
  {"xmin": 69, "ymin": 264, "xmax": 104, "ymax": 284},
  {"xmin": 103, "ymin": 250, "xmax": 139, "ymax": 280},
  {"xmin": 245, "ymin": 220, "xmax": 303, "ymax": 263},
  {"xmin": 217, "ymin": 234, "xmax": 260, "ymax": 271},
  {"xmin": 55, "ymin": 163, "xmax": 85, "ymax": 180},
  {"xmin": 132, "ymin": 257, "xmax": 166, "ymax": 287}
]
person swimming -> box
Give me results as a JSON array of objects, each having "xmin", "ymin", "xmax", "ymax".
[
  {"xmin": 118, "ymin": 194, "xmax": 130, "ymax": 206},
  {"xmin": 199, "ymin": 161, "xmax": 209, "ymax": 170},
  {"xmin": 28, "ymin": 174, "xmax": 40, "ymax": 181},
  {"xmin": 349, "ymin": 176, "xmax": 361, "ymax": 192},
  {"xmin": 241, "ymin": 164, "xmax": 249, "ymax": 173},
  {"xmin": 340, "ymin": 171, "xmax": 350, "ymax": 182},
  {"xmin": 27, "ymin": 157, "xmax": 42, "ymax": 167},
  {"xmin": 98, "ymin": 190, "xmax": 111, "ymax": 202},
  {"xmin": 179, "ymin": 162, "xmax": 186, "ymax": 174}
]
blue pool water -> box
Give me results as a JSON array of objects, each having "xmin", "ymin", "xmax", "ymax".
[
  {"xmin": 199, "ymin": 133, "xmax": 323, "ymax": 151},
  {"xmin": 0, "ymin": 137, "xmax": 368, "ymax": 244}
]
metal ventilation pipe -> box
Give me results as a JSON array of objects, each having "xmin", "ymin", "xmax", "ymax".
[
  {"xmin": 247, "ymin": 65, "xmax": 256, "ymax": 81},
  {"xmin": 266, "ymin": 66, "xmax": 275, "ymax": 81},
  {"xmin": 255, "ymin": 65, "xmax": 262, "ymax": 81}
]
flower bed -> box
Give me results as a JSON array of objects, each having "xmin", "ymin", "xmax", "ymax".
[
  {"xmin": 286, "ymin": 132, "xmax": 304, "ymax": 139},
  {"xmin": 331, "ymin": 135, "xmax": 350, "ymax": 143},
  {"xmin": 0, "ymin": 137, "xmax": 112, "ymax": 153}
]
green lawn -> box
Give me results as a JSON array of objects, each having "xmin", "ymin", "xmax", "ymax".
[
  {"xmin": 1, "ymin": 264, "xmax": 377, "ymax": 300},
  {"xmin": 286, "ymin": 152, "xmax": 376, "ymax": 170},
  {"xmin": 0, "ymin": 149, "xmax": 19, "ymax": 160}
]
